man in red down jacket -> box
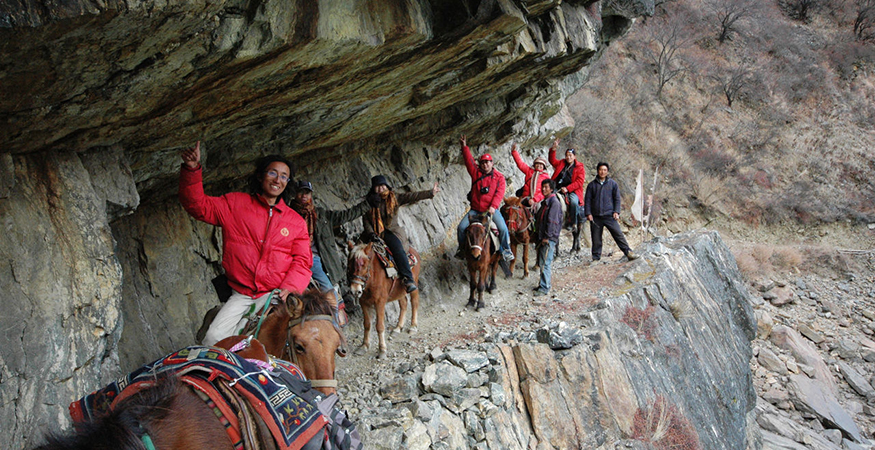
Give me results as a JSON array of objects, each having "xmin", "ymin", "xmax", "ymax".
[
  {"xmin": 456, "ymin": 135, "xmax": 514, "ymax": 265},
  {"xmin": 179, "ymin": 141, "xmax": 312, "ymax": 346},
  {"xmin": 511, "ymin": 142, "xmax": 551, "ymax": 208},
  {"xmin": 548, "ymin": 137, "xmax": 586, "ymax": 252}
]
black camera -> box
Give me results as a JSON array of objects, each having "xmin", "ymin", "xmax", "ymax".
[{"xmin": 479, "ymin": 186, "xmax": 490, "ymax": 194}]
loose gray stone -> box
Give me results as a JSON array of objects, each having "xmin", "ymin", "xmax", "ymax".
[
  {"xmin": 823, "ymin": 429, "xmax": 843, "ymax": 445},
  {"xmin": 838, "ymin": 363, "xmax": 875, "ymax": 398},
  {"xmin": 422, "ymin": 362, "xmax": 469, "ymax": 397},
  {"xmin": 535, "ymin": 322, "xmax": 583, "ymax": 349},
  {"xmin": 836, "ymin": 340, "xmax": 860, "ymax": 360},
  {"xmin": 788, "ymin": 374, "xmax": 864, "ymax": 442},
  {"xmin": 759, "ymin": 348, "xmax": 789, "ymax": 375},
  {"xmin": 380, "ymin": 377, "xmax": 420, "ymax": 404},
  {"xmin": 446, "ymin": 350, "xmax": 490, "ymax": 373},
  {"xmin": 797, "ymin": 323, "xmax": 826, "ymax": 344}
]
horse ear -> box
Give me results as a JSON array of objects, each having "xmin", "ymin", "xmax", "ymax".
[{"xmin": 286, "ymin": 294, "xmax": 304, "ymax": 318}]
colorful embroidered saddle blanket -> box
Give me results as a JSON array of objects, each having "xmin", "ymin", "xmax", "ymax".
[
  {"xmin": 69, "ymin": 346, "xmax": 329, "ymax": 450},
  {"xmin": 372, "ymin": 238, "xmax": 418, "ymax": 278}
]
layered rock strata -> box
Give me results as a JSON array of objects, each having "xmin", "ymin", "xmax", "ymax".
[
  {"xmin": 0, "ymin": 1, "xmax": 660, "ymax": 448},
  {"xmin": 354, "ymin": 231, "xmax": 760, "ymax": 449}
]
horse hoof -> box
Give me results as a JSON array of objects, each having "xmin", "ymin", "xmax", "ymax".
[
  {"xmin": 476, "ymin": 301, "xmax": 486, "ymax": 311},
  {"xmin": 408, "ymin": 326, "xmax": 418, "ymax": 334},
  {"xmin": 466, "ymin": 299, "xmax": 476, "ymax": 309},
  {"xmin": 354, "ymin": 346, "xmax": 367, "ymax": 356},
  {"xmin": 391, "ymin": 328, "xmax": 402, "ymax": 335},
  {"xmin": 377, "ymin": 351, "xmax": 387, "ymax": 359}
]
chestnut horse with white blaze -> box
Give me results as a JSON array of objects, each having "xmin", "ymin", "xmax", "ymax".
[{"xmin": 347, "ymin": 242, "xmax": 420, "ymax": 359}]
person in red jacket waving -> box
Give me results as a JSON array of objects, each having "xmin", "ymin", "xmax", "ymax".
[
  {"xmin": 455, "ymin": 135, "xmax": 514, "ymax": 265},
  {"xmin": 548, "ymin": 137, "xmax": 586, "ymax": 252},
  {"xmin": 511, "ymin": 143, "xmax": 551, "ymax": 208},
  {"xmin": 179, "ymin": 141, "xmax": 313, "ymax": 346}
]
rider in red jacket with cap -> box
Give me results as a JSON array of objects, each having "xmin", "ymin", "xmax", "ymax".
[
  {"xmin": 456, "ymin": 135, "xmax": 514, "ymax": 265},
  {"xmin": 548, "ymin": 137, "xmax": 586, "ymax": 252}
]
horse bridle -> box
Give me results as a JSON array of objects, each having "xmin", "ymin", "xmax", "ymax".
[
  {"xmin": 284, "ymin": 313, "xmax": 347, "ymax": 389},
  {"xmin": 466, "ymin": 222, "xmax": 490, "ymax": 254},
  {"xmin": 349, "ymin": 248, "xmax": 371, "ymax": 290}
]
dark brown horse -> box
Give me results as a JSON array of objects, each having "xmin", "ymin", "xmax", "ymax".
[
  {"xmin": 500, "ymin": 196, "xmax": 534, "ymax": 278},
  {"xmin": 34, "ymin": 374, "xmax": 238, "ymax": 450},
  {"xmin": 463, "ymin": 213, "xmax": 500, "ymax": 311},
  {"xmin": 244, "ymin": 288, "xmax": 347, "ymax": 395},
  {"xmin": 347, "ymin": 242, "xmax": 420, "ymax": 359}
]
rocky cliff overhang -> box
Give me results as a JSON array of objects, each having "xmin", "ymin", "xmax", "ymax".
[{"xmin": 1, "ymin": 0, "xmax": 652, "ymax": 204}]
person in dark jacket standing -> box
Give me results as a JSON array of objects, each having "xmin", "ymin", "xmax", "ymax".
[
  {"xmin": 362, "ymin": 175, "xmax": 439, "ymax": 293},
  {"xmin": 179, "ymin": 142, "xmax": 312, "ymax": 346},
  {"xmin": 533, "ymin": 179, "xmax": 563, "ymax": 296},
  {"xmin": 290, "ymin": 180, "xmax": 370, "ymax": 324},
  {"xmin": 584, "ymin": 162, "xmax": 639, "ymax": 262}
]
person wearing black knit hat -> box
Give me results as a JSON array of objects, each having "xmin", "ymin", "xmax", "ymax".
[{"xmin": 360, "ymin": 175, "xmax": 440, "ymax": 293}]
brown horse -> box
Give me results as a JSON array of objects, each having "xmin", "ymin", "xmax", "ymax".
[
  {"xmin": 464, "ymin": 213, "xmax": 500, "ymax": 311},
  {"xmin": 243, "ymin": 288, "xmax": 347, "ymax": 395},
  {"xmin": 501, "ymin": 196, "xmax": 534, "ymax": 278},
  {"xmin": 347, "ymin": 242, "xmax": 420, "ymax": 359},
  {"xmin": 34, "ymin": 374, "xmax": 238, "ymax": 450}
]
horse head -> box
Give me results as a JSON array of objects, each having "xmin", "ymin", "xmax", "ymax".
[
  {"xmin": 256, "ymin": 289, "xmax": 346, "ymax": 395},
  {"xmin": 465, "ymin": 213, "xmax": 491, "ymax": 260},
  {"xmin": 347, "ymin": 241, "xmax": 373, "ymax": 298},
  {"xmin": 502, "ymin": 196, "xmax": 529, "ymax": 233}
]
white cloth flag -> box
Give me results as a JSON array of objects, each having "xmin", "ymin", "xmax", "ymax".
[{"xmin": 631, "ymin": 169, "xmax": 644, "ymax": 223}]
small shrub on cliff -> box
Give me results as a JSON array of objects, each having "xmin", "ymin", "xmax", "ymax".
[
  {"xmin": 770, "ymin": 246, "xmax": 803, "ymax": 270},
  {"xmin": 621, "ymin": 305, "xmax": 658, "ymax": 342},
  {"xmin": 631, "ymin": 396, "xmax": 702, "ymax": 450}
]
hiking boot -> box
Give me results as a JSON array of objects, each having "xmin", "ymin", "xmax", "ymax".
[
  {"xmin": 501, "ymin": 249, "xmax": 515, "ymax": 262},
  {"xmin": 625, "ymin": 252, "xmax": 639, "ymax": 261},
  {"xmin": 533, "ymin": 289, "xmax": 548, "ymax": 297},
  {"xmin": 403, "ymin": 278, "xmax": 418, "ymax": 293},
  {"xmin": 454, "ymin": 248, "xmax": 465, "ymax": 260}
]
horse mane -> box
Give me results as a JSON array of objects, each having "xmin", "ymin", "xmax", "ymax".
[
  {"xmin": 34, "ymin": 375, "xmax": 184, "ymax": 450},
  {"xmin": 504, "ymin": 196, "xmax": 522, "ymax": 206},
  {"xmin": 298, "ymin": 288, "xmax": 336, "ymax": 318},
  {"xmin": 350, "ymin": 242, "xmax": 370, "ymax": 260}
]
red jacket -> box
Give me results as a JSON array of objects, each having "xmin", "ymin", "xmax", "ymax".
[
  {"xmin": 548, "ymin": 148, "xmax": 586, "ymax": 204},
  {"xmin": 179, "ymin": 165, "xmax": 312, "ymax": 298},
  {"xmin": 462, "ymin": 145, "xmax": 506, "ymax": 212},
  {"xmin": 512, "ymin": 150, "xmax": 551, "ymax": 203}
]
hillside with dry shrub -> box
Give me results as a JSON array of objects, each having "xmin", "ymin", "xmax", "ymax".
[{"xmin": 566, "ymin": 0, "xmax": 875, "ymax": 238}]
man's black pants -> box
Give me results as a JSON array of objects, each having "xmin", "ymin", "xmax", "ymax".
[
  {"xmin": 590, "ymin": 215, "xmax": 631, "ymax": 260},
  {"xmin": 382, "ymin": 231, "xmax": 413, "ymax": 281}
]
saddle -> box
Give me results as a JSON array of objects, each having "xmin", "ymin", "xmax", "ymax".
[
  {"xmin": 371, "ymin": 238, "xmax": 418, "ymax": 279},
  {"xmin": 70, "ymin": 346, "xmax": 361, "ymax": 450}
]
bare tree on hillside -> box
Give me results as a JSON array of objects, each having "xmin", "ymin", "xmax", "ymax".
[
  {"xmin": 711, "ymin": 62, "xmax": 751, "ymax": 107},
  {"xmin": 853, "ymin": 0, "xmax": 875, "ymax": 41},
  {"xmin": 780, "ymin": 0, "xmax": 829, "ymax": 22},
  {"xmin": 706, "ymin": 0, "xmax": 758, "ymax": 43},
  {"xmin": 643, "ymin": 16, "xmax": 694, "ymax": 99}
]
